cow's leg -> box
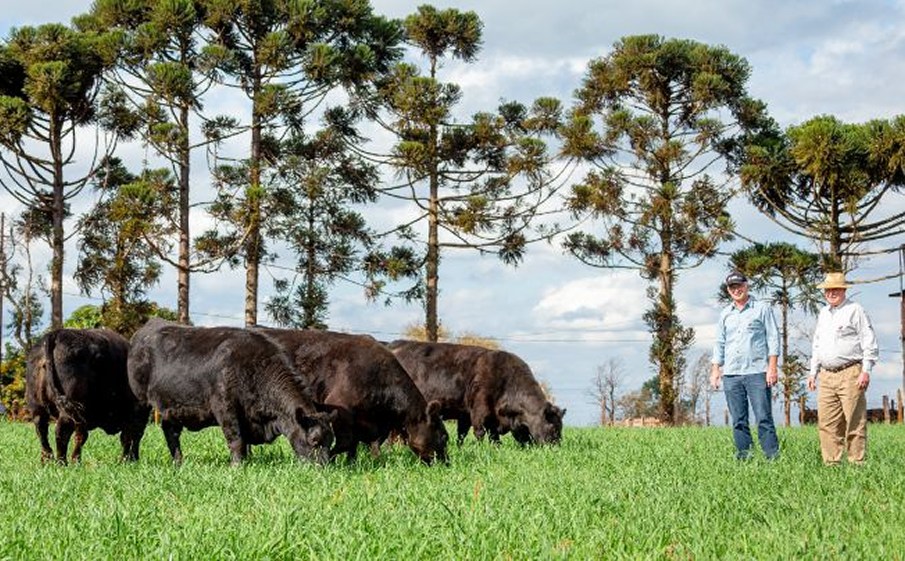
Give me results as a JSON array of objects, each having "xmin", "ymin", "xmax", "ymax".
[
  {"xmin": 329, "ymin": 434, "xmax": 357, "ymax": 463},
  {"xmin": 470, "ymin": 402, "xmax": 494, "ymax": 443},
  {"xmin": 161, "ymin": 420, "xmax": 184, "ymax": 465},
  {"xmin": 34, "ymin": 414, "xmax": 54, "ymax": 463},
  {"xmin": 119, "ymin": 431, "xmax": 133, "ymax": 462},
  {"xmin": 70, "ymin": 426, "xmax": 89, "ymax": 463},
  {"xmin": 54, "ymin": 419, "xmax": 75, "ymax": 465},
  {"xmin": 223, "ymin": 433, "xmax": 246, "ymax": 466},
  {"xmin": 325, "ymin": 410, "xmax": 356, "ymax": 463},
  {"xmin": 218, "ymin": 416, "xmax": 246, "ymax": 466},
  {"xmin": 121, "ymin": 407, "xmax": 150, "ymax": 462},
  {"xmin": 120, "ymin": 419, "xmax": 146, "ymax": 462},
  {"xmin": 456, "ymin": 415, "xmax": 471, "ymax": 445},
  {"xmin": 484, "ymin": 411, "xmax": 503, "ymax": 445}
]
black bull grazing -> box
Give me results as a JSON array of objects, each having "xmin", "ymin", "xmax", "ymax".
[
  {"xmin": 25, "ymin": 328, "xmax": 146, "ymax": 464},
  {"xmin": 388, "ymin": 341, "xmax": 566, "ymax": 445},
  {"xmin": 259, "ymin": 329, "xmax": 449, "ymax": 464},
  {"xmin": 128, "ymin": 319, "xmax": 334, "ymax": 465}
]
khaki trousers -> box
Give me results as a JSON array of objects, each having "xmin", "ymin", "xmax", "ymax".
[{"xmin": 817, "ymin": 363, "xmax": 867, "ymax": 465}]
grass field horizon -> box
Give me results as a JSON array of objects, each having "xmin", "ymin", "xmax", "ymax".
[{"xmin": 1, "ymin": 420, "xmax": 903, "ymax": 560}]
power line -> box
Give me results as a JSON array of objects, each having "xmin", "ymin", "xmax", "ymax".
[{"xmin": 42, "ymin": 290, "xmax": 904, "ymax": 355}]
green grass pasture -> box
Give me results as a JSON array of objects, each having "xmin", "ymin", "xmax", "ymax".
[{"xmin": 1, "ymin": 420, "xmax": 903, "ymax": 560}]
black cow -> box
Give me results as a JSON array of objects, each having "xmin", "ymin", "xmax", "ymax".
[
  {"xmin": 128, "ymin": 319, "xmax": 334, "ymax": 465},
  {"xmin": 388, "ymin": 340, "xmax": 566, "ymax": 445},
  {"xmin": 25, "ymin": 328, "xmax": 146, "ymax": 464},
  {"xmin": 259, "ymin": 328, "xmax": 449, "ymax": 464}
]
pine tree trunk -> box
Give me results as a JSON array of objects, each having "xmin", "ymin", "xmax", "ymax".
[
  {"xmin": 781, "ymin": 291, "xmax": 791, "ymax": 427},
  {"xmin": 425, "ymin": 117, "xmax": 440, "ymax": 342},
  {"xmin": 51, "ymin": 122, "xmax": 64, "ymax": 330},
  {"xmin": 245, "ymin": 76, "xmax": 263, "ymax": 327},
  {"xmin": 177, "ymin": 105, "xmax": 191, "ymax": 325},
  {"xmin": 657, "ymin": 251, "xmax": 677, "ymax": 425}
]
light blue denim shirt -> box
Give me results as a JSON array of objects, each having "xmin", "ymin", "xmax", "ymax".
[{"xmin": 712, "ymin": 297, "xmax": 780, "ymax": 376}]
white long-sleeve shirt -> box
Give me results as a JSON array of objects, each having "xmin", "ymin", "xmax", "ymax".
[{"xmin": 809, "ymin": 298, "xmax": 879, "ymax": 378}]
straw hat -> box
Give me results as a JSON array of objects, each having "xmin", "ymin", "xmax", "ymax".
[{"xmin": 816, "ymin": 272, "xmax": 852, "ymax": 289}]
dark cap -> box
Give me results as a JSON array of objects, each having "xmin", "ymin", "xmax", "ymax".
[{"xmin": 725, "ymin": 271, "xmax": 747, "ymax": 286}]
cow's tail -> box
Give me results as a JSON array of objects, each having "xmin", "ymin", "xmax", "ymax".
[{"xmin": 44, "ymin": 331, "xmax": 85, "ymax": 423}]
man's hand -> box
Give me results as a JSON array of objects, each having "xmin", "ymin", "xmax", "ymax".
[
  {"xmin": 857, "ymin": 371, "xmax": 870, "ymax": 390},
  {"xmin": 807, "ymin": 375, "xmax": 816, "ymax": 391},
  {"xmin": 766, "ymin": 356, "xmax": 778, "ymax": 387},
  {"xmin": 710, "ymin": 364, "xmax": 722, "ymax": 390}
]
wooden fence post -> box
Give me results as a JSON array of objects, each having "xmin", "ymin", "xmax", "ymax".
[
  {"xmin": 896, "ymin": 388, "xmax": 905, "ymax": 424},
  {"xmin": 799, "ymin": 395, "xmax": 806, "ymax": 425},
  {"xmin": 882, "ymin": 394, "xmax": 890, "ymax": 423}
]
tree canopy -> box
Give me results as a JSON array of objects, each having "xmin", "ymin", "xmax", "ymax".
[
  {"xmin": 741, "ymin": 114, "xmax": 905, "ymax": 271},
  {"xmin": 365, "ymin": 6, "xmax": 562, "ymax": 341},
  {"xmin": 561, "ymin": 35, "xmax": 771, "ymax": 424},
  {"xmin": 0, "ymin": 23, "xmax": 119, "ymax": 328}
]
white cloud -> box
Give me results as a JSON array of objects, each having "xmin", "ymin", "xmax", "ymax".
[{"xmin": 533, "ymin": 271, "xmax": 647, "ymax": 332}]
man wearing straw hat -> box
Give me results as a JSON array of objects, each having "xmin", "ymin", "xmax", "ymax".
[{"xmin": 808, "ymin": 271, "xmax": 879, "ymax": 465}]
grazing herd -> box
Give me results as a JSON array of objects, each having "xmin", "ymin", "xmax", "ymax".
[{"xmin": 23, "ymin": 321, "xmax": 565, "ymax": 466}]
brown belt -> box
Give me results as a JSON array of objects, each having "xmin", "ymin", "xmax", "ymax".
[{"xmin": 821, "ymin": 360, "xmax": 861, "ymax": 373}]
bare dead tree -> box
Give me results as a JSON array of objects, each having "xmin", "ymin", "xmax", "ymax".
[
  {"xmin": 684, "ymin": 353, "xmax": 711, "ymax": 425},
  {"xmin": 589, "ymin": 358, "xmax": 625, "ymax": 425},
  {"xmin": 1, "ymin": 214, "xmax": 46, "ymax": 349}
]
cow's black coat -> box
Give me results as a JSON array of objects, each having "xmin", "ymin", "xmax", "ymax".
[
  {"xmin": 128, "ymin": 319, "xmax": 333, "ymax": 465},
  {"xmin": 260, "ymin": 329, "xmax": 449, "ymax": 464},
  {"xmin": 388, "ymin": 340, "xmax": 566, "ymax": 445},
  {"xmin": 26, "ymin": 328, "xmax": 146, "ymax": 463}
]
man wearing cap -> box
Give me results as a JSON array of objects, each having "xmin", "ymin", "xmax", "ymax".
[
  {"xmin": 711, "ymin": 271, "xmax": 780, "ymax": 460},
  {"xmin": 808, "ymin": 272, "xmax": 879, "ymax": 466}
]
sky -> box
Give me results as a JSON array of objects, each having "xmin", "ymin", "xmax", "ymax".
[{"xmin": 1, "ymin": 0, "xmax": 905, "ymax": 427}]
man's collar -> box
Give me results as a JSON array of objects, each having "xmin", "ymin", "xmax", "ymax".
[
  {"xmin": 829, "ymin": 298, "xmax": 850, "ymax": 311},
  {"xmin": 732, "ymin": 296, "xmax": 753, "ymax": 310}
]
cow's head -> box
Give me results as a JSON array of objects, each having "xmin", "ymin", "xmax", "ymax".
[
  {"xmin": 499, "ymin": 401, "xmax": 566, "ymax": 445},
  {"xmin": 289, "ymin": 409, "xmax": 335, "ymax": 465},
  {"xmin": 406, "ymin": 400, "xmax": 449, "ymax": 465}
]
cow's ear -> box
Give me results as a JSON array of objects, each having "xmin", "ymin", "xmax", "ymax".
[
  {"xmin": 313, "ymin": 402, "xmax": 330, "ymax": 413},
  {"xmin": 295, "ymin": 408, "xmax": 325, "ymax": 429},
  {"xmin": 295, "ymin": 408, "xmax": 313, "ymax": 428},
  {"xmin": 314, "ymin": 402, "xmax": 340, "ymax": 421},
  {"xmin": 426, "ymin": 400, "xmax": 442, "ymax": 419},
  {"xmin": 545, "ymin": 403, "xmax": 565, "ymax": 421}
]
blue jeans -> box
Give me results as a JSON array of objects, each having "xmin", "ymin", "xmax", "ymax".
[{"xmin": 723, "ymin": 373, "xmax": 779, "ymax": 459}]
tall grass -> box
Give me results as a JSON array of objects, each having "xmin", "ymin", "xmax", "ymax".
[{"xmin": 1, "ymin": 419, "xmax": 903, "ymax": 560}]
